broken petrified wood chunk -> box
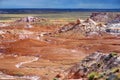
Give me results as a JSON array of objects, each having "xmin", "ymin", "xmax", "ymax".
[{"xmin": 56, "ymin": 52, "xmax": 120, "ymax": 79}]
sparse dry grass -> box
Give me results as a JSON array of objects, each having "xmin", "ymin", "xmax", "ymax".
[{"xmin": 0, "ymin": 12, "xmax": 91, "ymax": 22}]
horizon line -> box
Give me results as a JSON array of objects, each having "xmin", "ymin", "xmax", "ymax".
[{"xmin": 0, "ymin": 8, "xmax": 120, "ymax": 9}]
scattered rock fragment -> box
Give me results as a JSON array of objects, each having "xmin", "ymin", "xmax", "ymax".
[{"xmin": 55, "ymin": 52, "xmax": 120, "ymax": 80}]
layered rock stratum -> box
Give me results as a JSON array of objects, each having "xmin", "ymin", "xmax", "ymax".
[{"xmin": 56, "ymin": 52, "xmax": 120, "ymax": 80}]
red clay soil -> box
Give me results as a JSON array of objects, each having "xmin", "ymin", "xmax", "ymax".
[{"xmin": 0, "ymin": 23, "xmax": 120, "ymax": 79}]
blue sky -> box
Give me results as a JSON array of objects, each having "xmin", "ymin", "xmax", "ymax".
[{"xmin": 0, "ymin": 0, "xmax": 120, "ymax": 9}]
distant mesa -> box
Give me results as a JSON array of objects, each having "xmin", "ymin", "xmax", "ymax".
[{"xmin": 90, "ymin": 12, "xmax": 120, "ymax": 24}]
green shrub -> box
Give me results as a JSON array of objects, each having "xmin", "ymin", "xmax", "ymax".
[
  {"xmin": 88, "ymin": 72, "xmax": 98, "ymax": 80},
  {"xmin": 110, "ymin": 52, "xmax": 117, "ymax": 56},
  {"xmin": 53, "ymin": 78, "xmax": 59, "ymax": 80},
  {"xmin": 13, "ymin": 72, "xmax": 24, "ymax": 77},
  {"xmin": 112, "ymin": 68, "xmax": 119, "ymax": 73},
  {"xmin": 117, "ymin": 73, "xmax": 120, "ymax": 79},
  {"xmin": 98, "ymin": 74, "xmax": 104, "ymax": 78}
]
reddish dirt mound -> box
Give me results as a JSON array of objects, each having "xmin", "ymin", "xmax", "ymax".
[{"xmin": 8, "ymin": 39, "xmax": 49, "ymax": 47}]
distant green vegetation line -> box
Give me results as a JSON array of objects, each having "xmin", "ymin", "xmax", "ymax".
[{"xmin": 0, "ymin": 12, "xmax": 91, "ymax": 22}]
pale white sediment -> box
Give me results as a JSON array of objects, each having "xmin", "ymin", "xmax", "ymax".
[
  {"xmin": 0, "ymin": 72, "xmax": 40, "ymax": 80},
  {"xmin": 15, "ymin": 57, "xmax": 39, "ymax": 68},
  {"xmin": 0, "ymin": 57, "xmax": 40, "ymax": 80}
]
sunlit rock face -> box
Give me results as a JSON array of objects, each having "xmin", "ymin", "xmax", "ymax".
[
  {"xmin": 0, "ymin": 29, "xmax": 35, "ymax": 41},
  {"xmin": 106, "ymin": 23, "xmax": 120, "ymax": 34},
  {"xmin": 57, "ymin": 18, "xmax": 106, "ymax": 36},
  {"xmin": 0, "ymin": 23, "xmax": 9, "ymax": 27},
  {"xmin": 56, "ymin": 52, "xmax": 120, "ymax": 80},
  {"xmin": 90, "ymin": 12, "xmax": 120, "ymax": 24},
  {"xmin": 55, "ymin": 13, "xmax": 120, "ymax": 38},
  {"xmin": 89, "ymin": 12, "xmax": 120, "ymax": 34}
]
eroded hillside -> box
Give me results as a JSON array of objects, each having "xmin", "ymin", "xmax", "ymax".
[{"xmin": 0, "ymin": 12, "xmax": 120, "ymax": 80}]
